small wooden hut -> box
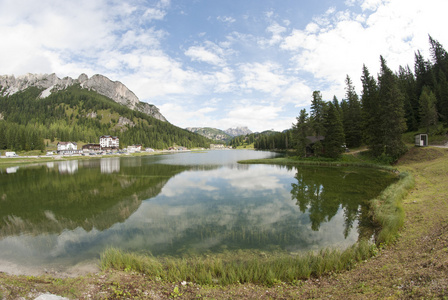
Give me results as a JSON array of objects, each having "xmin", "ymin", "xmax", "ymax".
[{"xmin": 414, "ymin": 133, "xmax": 428, "ymax": 147}]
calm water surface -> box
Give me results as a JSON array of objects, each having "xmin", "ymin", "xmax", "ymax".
[{"xmin": 0, "ymin": 150, "xmax": 397, "ymax": 272}]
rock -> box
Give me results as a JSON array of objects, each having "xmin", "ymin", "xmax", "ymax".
[
  {"xmin": 81, "ymin": 74, "xmax": 140, "ymax": 109},
  {"xmin": 34, "ymin": 294, "xmax": 69, "ymax": 300},
  {"xmin": 225, "ymin": 126, "xmax": 253, "ymax": 137},
  {"xmin": 77, "ymin": 73, "xmax": 88, "ymax": 83}
]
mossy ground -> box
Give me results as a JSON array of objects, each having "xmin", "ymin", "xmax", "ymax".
[{"xmin": 1, "ymin": 147, "xmax": 447, "ymax": 299}]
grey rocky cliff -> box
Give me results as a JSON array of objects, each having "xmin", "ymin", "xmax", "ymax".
[
  {"xmin": 225, "ymin": 126, "xmax": 253, "ymax": 137},
  {"xmin": 0, "ymin": 73, "xmax": 167, "ymax": 122}
]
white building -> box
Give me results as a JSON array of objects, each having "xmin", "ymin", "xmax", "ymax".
[
  {"xmin": 57, "ymin": 142, "xmax": 80, "ymax": 154},
  {"xmin": 100, "ymin": 135, "xmax": 119, "ymax": 149},
  {"xmin": 127, "ymin": 144, "xmax": 142, "ymax": 153}
]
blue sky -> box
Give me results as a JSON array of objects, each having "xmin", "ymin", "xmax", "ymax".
[{"xmin": 1, "ymin": 0, "xmax": 447, "ymax": 132}]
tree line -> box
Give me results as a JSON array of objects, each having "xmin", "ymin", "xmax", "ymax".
[
  {"xmin": 255, "ymin": 35, "xmax": 448, "ymax": 161},
  {"xmin": 0, "ymin": 85, "xmax": 212, "ymax": 151}
]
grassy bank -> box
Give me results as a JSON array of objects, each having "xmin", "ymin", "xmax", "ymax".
[
  {"xmin": 100, "ymin": 241, "xmax": 376, "ymax": 286},
  {"xmin": 370, "ymin": 171, "xmax": 414, "ymax": 245},
  {"xmin": 238, "ymin": 149, "xmax": 397, "ymax": 169}
]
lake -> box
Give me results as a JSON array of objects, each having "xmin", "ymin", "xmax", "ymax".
[{"xmin": 0, "ymin": 150, "xmax": 397, "ymax": 274}]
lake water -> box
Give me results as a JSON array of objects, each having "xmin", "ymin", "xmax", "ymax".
[{"xmin": 0, "ymin": 150, "xmax": 397, "ymax": 273}]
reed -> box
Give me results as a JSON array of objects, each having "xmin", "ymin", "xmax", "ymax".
[
  {"xmin": 100, "ymin": 240, "xmax": 376, "ymax": 286},
  {"xmin": 370, "ymin": 171, "xmax": 414, "ymax": 245}
]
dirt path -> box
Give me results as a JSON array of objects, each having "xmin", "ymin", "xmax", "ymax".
[{"xmin": 1, "ymin": 147, "xmax": 447, "ymax": 299}]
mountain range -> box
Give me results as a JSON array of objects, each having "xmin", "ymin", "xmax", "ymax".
[
  {"xmin": 186, "ymin": 126, "xmax": 253, "ymax": 142},
  {"xmin": 0, "ymin": 73, "xmax": 212, "ymax": 151},
  {"xmin": 0, "ymin": 73, "xmax": 257, "ymax": 151},
  {"xmin": 0, "ymin": 73, "xmax": 167, "ymax": 122}
]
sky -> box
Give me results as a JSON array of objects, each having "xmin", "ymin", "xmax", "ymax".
[{"xmin": 1, "ymin": 0, "xmax": 447, "ymax": 132}]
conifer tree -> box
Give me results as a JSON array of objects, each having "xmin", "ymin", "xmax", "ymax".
[
  {"xmin": 378, "ymin": 56, "xmax": 407, "ymax": 159},
  {"xmin": 428, "ymin": 36, "xmax": 448, "ymax": 125},
  {"xmin": 343, "ymin": 75, "xmax": 363, "ymax": 148},
  {"xmin": 323, "ymin": 102, "xmax": 345, "ymax": 159},
  {"xmin": 435, "ymin": 70, "xmax": 448, "ymax": 125},
  {"xmin": 332, "ymin": 96, "xmax": 341, "ymax": 116},
  {"xmin": 397, "ymin": 65, "xmax": 419, "ymax": 131},
  {"xmin": 292, "ymin": 109, "xmax": 309, "ymax": 157},
  {"xmin": 414, "ymin": 50, "xmax": 436, "ymax": 100},
  {"xmin": 310, "ymin": 91, "xmax": 326, "ymax": 137},
  {"xmin": 360, "ymin": 65, "xmax": 381, "ymax": 154},
  {"xmin": 419, "ymin": 86, "xmax": 438, "ymax": 132},
  {"xmin": 429, "ymin": 35, "xmax": 448, "ymax": 77}
]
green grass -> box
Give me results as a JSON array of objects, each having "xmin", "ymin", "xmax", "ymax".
[
  {"xmin": 370, "ymin": 171, "xmax": 414, "ymax": 245},
  {"xmin": 233, "ymin": 143, "xmax": 255, "ymax": 149},
  {"xmin": 100, "ymin": 241, "xmax": 376, "ymax": 286}
]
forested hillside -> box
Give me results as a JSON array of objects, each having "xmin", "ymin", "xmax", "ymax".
[
  {"xmin": 229, "ymin": 130, "xmax": 285, "ymax": 149},
  {"xmin": 255, "ymin": 36, "xmax": 448, "ymax": 161},
  {"xmin": 0, "ymin": 85, "xmax": 212, "ymax": 151}
]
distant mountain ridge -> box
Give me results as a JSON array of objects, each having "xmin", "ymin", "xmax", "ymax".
[
  {"xmin": 186, "ymin": 127, "xmax": 232, "ymax": 142},
  {"xmin": 224, "ymin": 126, "xmax": 253, "ymax": 137},
  {"xmin": 186, "ymin": 126, "xmax": 253, "ymax": 142},
  {"xmin": 0, "ymin": 73, "xmax": 167, "ymax": 122}
]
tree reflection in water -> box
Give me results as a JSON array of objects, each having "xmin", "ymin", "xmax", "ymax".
[{"xmin": 290, "ymin": 166, "xmax": 397, "ymax": 239}]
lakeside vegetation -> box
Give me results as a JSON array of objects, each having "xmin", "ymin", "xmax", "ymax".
[{"xmin": 100, "ymin": 241, "xmax": 376, "ymax": 286}]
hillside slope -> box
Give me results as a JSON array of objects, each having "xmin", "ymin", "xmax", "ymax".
[
  {"xmin": 186, "ymin": 127, "xmax": 232, "ymax": 142},
  {"xmin": 0, "ymin": 73, "xmax": 167, "ymax": 122},
  {"xmin": 0, "ymin": 85, "xmax": 212, "ymax": 150}
]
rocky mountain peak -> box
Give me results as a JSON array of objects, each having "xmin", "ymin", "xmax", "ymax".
[
  {"xmin": 225, "ymin": 126, "xmax": 253, "ymax": 137},
  {"xmin": 80, "ymin": 74, "xmax": 140, "ymax": 110},
  {"xmin": 0, "ymin": 73, "xmax": 167, "ymax": 122}
]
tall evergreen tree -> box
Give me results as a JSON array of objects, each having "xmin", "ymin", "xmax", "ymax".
[
  {"xmin": 343, "ymin": 75, "xmax": 363, "ymax": 148},
  {"xmin": 397, "ymin": 65, "xmax": 419, "ymax": 131},
  {"xmin": 414, "ymin": 50, "xmax": 436, "ymax": 100},
  {"xmin": 360, "ymin": 64, "xmax": 381, "ymax": 154},
  {"xmin": 378, "ymin": 56, "xmax": 407, "ymax": 159},
  {"xmin": 435, "ymin": 70, "xmax": 448, "ymax": 125},
  {"xmin": 419, "ymin": 86, "xmax": 438, "ymax": 132},
  {"xmin": 332, "ymin": 96, "xmax": 341, "ymax": 116},
  {"xmin": 323, "ymin": 102, "xmax": 345, "ymax": 159},
  {"xmin": 429, "ymin": 35, "xmax": 448, "ymax": 78},
  {"xmin": 428, "ymin": 36, "xmax": 448, "ymax": 125},
  {"xmin": 310, "ymin": 91, "xmax": 326, "ymax": 137},
  {"xmin": 292, "ymin": 109, "xmax": 309, "ymax": 157}
]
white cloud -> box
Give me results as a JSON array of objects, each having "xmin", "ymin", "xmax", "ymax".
[
  {"xmin": 217, "ymin": 16, "xmax": 236, "ymax": 23},
  {"xmin": 361, "ymin": 0, "xmax": 389, "ymax": 11},
  {"xmin": 143, "ymin": 8, "xmax": 166, "ymax": 21},
  {"xmin": 185, "ymin": 43, "xmax": 226, "ymax": 66},
  {"xmin": 227, "ymin": 104, "xmax": 281, "ymax": 120},
  {"xmin": 221, "ymin": 104, "xmax": 294, "ymax": 132},
  {"xmin": 281, "ymin": 81, "xmax": 314, "ymax": 106},
  {"xmin": 258, "ymin": 22, "xmax": 287, "ymax": 47},
  {"xmin": 207, "ymin": 67, "xmax": 237, "ymax": 93},
  {"xmin": 197, "ymin": 107, "xmax": 217, "ymax": 114},
  {"xmin": 239, "ymin": 62, "xmax": 289, "ymax": 95}
]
